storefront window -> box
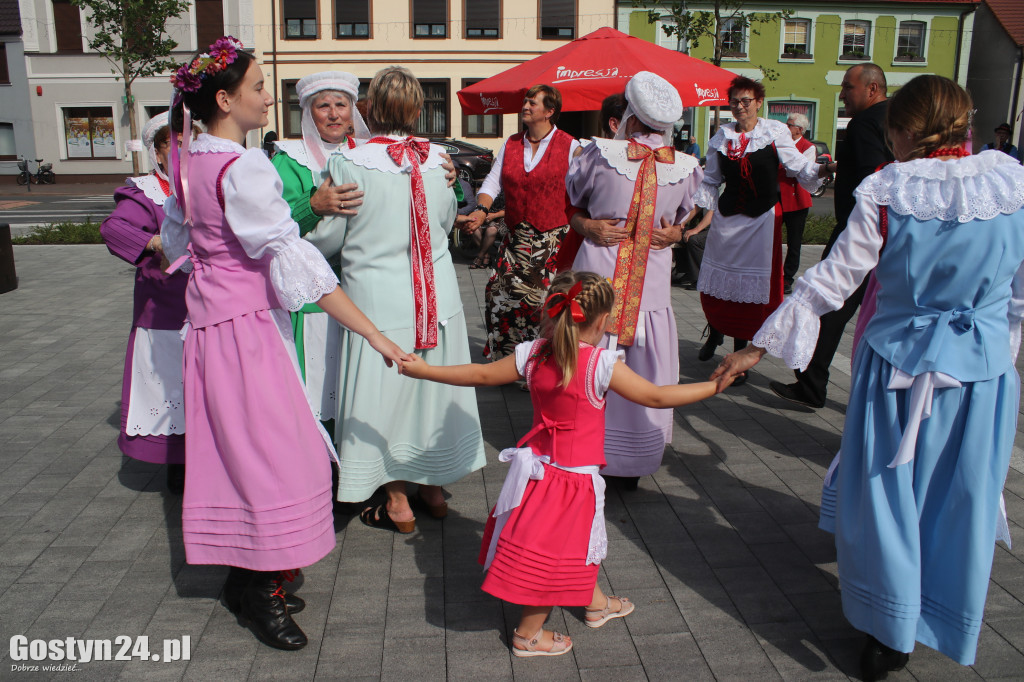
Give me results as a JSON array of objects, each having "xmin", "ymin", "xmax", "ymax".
[
  {"xmin": 767, "ymin": 101, "xmax": 815, "ymax": 139},
  {"xmin": 63, "ymin": 107, "xmax": 116, "ymax": 159}
]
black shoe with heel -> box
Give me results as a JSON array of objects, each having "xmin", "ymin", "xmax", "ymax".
[
  {"xmin": 860, "ymin": 635, "xmax": 909, "ymax": 681},
  {"xmin": 239, "ymin": 571, "xmax": 308, "ymax": 650},
  {"xmin": 224, "ymin": 567, "xmax": 305, "ymax": 616},
  {"xmin": 698, "ymin": 325, "xmax": 724, "ymax": 361}
]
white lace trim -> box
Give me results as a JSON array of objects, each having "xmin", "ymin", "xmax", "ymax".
[
  {"xmin": 694, "ymin": 181, "xmax": 720, "ymax": 211},
  {"xmin": 697, "ymin": 263, "xmax": 769, "ymax": 304},
  {"xmin": 752, "ymin": 288, "xmax": 821, "ymax": 371},
  {"xmin": 591, "ymin": 138, "xmax": 699, "ymax": 185},
  {"xmin": 708, "ymin": 118, "xmax": 787, "ymax": 156},
  {"xmin": 274, "ymin": 139, "xmax": 343, "ymax": 174},
  {"xmin": 189, "ymin": 133, "xmax": 245, "ymax": 155},
  {"xmin": 856, "ymin": 150, "xmax": 1024, "ymax": 223},
  {"xmin": 125, "ymin": 328, "xmax": 185, "ymax": 436},
  {"xmin": 270, "ymin": 239, "xmax": 340, "ymax": 312},
  {"xmin": 127, "ymin": 174, "xmax": 171, "ymax": 206},
  {"xmin": 340, "ymin": 137, "xmax": 446, "ymax": 174}
]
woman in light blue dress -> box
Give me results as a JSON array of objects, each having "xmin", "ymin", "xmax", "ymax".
[
  {"xmin": 306, "ymin": 66, "xmax": 486, "ymax": 532},
  {"xmin": 713, "ymin": 75, "xmax": 1024, "ymax": 676}
]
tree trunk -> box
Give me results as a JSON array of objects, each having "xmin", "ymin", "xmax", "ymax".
[{"xmin": 125, "ymin": 78, "xmax": 140, "ymax": 176}]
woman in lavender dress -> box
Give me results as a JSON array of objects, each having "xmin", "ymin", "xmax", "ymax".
[{"xmin": 100, "ymin": 112, "xmax": 191, "ymax": 493}]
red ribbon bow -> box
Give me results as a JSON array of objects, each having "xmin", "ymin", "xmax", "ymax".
[
  {"xmin": 369, "ymin": 136, "xmax": 438, "ymax": 349},
  {"xmin": 546, "ymin": 280, "xmax": 586, "ymax": 323}
]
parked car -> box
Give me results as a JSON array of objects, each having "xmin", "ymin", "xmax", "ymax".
[
  {"xmin": 433, "ymin": 139, "xmax": 494, "ymax": 186},
  {"xmin": 810, "ymin": 140, "xmax": 833, "ymax": 197}
]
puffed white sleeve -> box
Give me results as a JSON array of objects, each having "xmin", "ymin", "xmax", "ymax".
[
  {"xmin": 776, "ymin": 128, "xmax": 822, "ymax": 192},
  {"xmin": 159, "ymin": 195, "xmax": 193, "ymax": 274},
  {"xmin": 477, "ymin": 139, "xmax": 507, "ymax": 201},
  {"xmin": 753, "ymin": 193, "xmax": 884, "ymax": 370},
  {"xmin": 514, "ymin": 340, "xmax": 540, "ymax": 376},
  {"xmin": 221, "ymin": 149, "xmax": 339, "ymax": 311},
  {"xmin": 1009, "ymin": 262, "xmax": 1024, "ymax": 363},
  {"xmin": 593, "ymin": 348, "xmax": 626, "ymax": 398},
  {"xmin": 694, "ymin": 148, "xmax": 722, "ymax": 211}
]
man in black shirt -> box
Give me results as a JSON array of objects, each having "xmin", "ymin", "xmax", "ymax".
[{"xmin": 770, "ymin": 63, "xmax": 894, "ymax": 408}]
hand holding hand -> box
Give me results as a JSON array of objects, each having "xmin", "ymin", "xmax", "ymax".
[
  {"xmin": 310, "ymin": 179, "xmax": 364, "ymax": 217},
  {"xmin": 585, "ymin": 218, "xmax": 629, "ymax": 247},
  {"xmin": 367, "ymin": 331, "xmax": 412, "ymax": 369},
  {"xmin": 710, "ymin": 346, "xmax": 765, "ymax": 391},
  {"xmin": 464, "ymin": 210, "xmax": 487, "ymax": 233},
  {"xmin": 650, "ymin": 217, "xmax": 683, "ymax": 250},
  {"xmin": 398, "ymin": 353, "xmax": 428, "ymax": 378}
]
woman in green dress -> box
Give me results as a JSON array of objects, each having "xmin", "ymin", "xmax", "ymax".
[{"xmin": 271, "ymin": 72, "xmax": 369, "ymax": 432}]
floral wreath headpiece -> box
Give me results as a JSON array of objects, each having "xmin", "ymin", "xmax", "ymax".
[{"xmin": 170, "ymin": 36, "xmax": 244, "ymax": 93}]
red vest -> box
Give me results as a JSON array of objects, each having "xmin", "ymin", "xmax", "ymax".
[
  {"xmin": 502, "ymin": 129, "xmax": 574, "ymax": 232},
  {"xmin": 778, "ymin": 135, "xmax": 814, "ymax": 212}
]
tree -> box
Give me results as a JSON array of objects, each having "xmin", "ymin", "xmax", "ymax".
[
  {"xmin": 72, "ymin": 0, "xmax": 192, "ymax": 175},
  {"xmin": 632, "ymin": 1, "xmax": 790, "ymax": 128}
]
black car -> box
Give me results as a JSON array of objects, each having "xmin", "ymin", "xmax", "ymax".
[
  {"xmin": 810, "ymin": 140, "xmax": 834, "ymax": 197},
  {"xmin": 433, "ymin": 139, "xmax": 494, "ymax": 186}
]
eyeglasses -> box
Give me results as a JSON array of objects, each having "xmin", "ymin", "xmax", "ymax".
[{"xmin": 728, "ymin": 97, "xmax": 756, "ymax": 109}]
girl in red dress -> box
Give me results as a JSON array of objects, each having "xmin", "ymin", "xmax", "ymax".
[{"xmin": 401, "ymin": 271, "xmax": 725, "ymax": 656}]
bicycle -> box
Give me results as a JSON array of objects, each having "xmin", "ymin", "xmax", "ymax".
[{"xmin": 16, "ymin": 158, "xmax": 56, "ymax": 186}]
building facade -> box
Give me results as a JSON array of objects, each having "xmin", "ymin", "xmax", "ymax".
[
  {"xmin": 252, "ymin": 0, "xmax": 617, "ymax": 153},
  {"xmin": 619, "ymin": 0, "xmax": 977, "ymax": 157},
  {"xmin": 10, "ymin": 0, "xmax": 254, "ymax": 179},
  {"xmin": 966, "ymin": 0, "xmax": 1024, "ymax": 155},
  {"xmin": 1, "ymin": 0, "xmax": 35, "ymax": 174}
]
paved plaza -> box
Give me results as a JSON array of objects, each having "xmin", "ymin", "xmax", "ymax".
[{"xmin": 1, "ymin": 243, "xmax": 1023, "ymax": 681}]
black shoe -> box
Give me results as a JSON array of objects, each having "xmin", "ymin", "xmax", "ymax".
[
  {"xmin": 166, "ymin": 464, "xmax": 185, "ymax": 495},
  {"xmin": 784, "ymin": 282, "xmax": 793, "ymax": 295},
  {"xmin": 698, "ymin": 326, "xmax": 724, "ymax": 361},
  {"xmin": 224, "ymin": 568, "xmax": 305, "ymax": 616},
  {"xmin": 769, "ymin": 381, "xmax": 825, "ymax": 409},
  {"xmin": 683, "ymin": 281, "xmax": 697, "ymax": 290},
  {"xmin": 860, "ymin": 635, "xmax": 909, "ymax": 681},
  {"xmin": 239, "ymin": 571, "xmax": 308, "ymax": 650}
]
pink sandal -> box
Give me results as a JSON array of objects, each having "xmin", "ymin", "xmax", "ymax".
[
  {"xmin": 585, "ymin": 595, "xmax": 635, "ymax": 628},
  {"xmin": 511, "ymin": 628, "xmax": 573, "ymax": 657}
]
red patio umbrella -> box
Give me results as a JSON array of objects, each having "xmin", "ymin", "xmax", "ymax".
[{"xmin": 458, "ymin": 26, "xmax": 734, "ymax": 115}]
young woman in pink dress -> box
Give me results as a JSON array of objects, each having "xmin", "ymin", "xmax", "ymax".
[
  {"xmin": 160, "ymin": 38, "xmax": 407, "ymax": 651},
  {"xmin": 400, "ymin": 271, "xmax": 725, "ymax": 656}
]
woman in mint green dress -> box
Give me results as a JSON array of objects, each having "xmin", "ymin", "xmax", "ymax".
[
  {"xmin": 307, "ymin": 67, "xmax": 486, "ymax": 532},
  {"xmin": 271, "ymin": 72, "xmax": 369, "ymax": 431}
]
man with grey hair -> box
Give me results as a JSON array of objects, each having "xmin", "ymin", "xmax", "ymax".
[
  {"xmin": 779, "ymin": 112, "xmax": 816, "ymax": 294},
  {"xmin": 771, "ymin": 62, "xmax": 893, "ymax": 409}
]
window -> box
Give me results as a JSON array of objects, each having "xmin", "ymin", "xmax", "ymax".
[
  {"xmin": 767, "ymin": 101, "xmax": 815, "ymax": 139},
  {"xmin": 145, "ymin": 105, "xmax": 169, "ymax": 120},
  {"xmin": 282, "ymin": 80, "xmax": 301, "ymax": 138},
  {"xmin": 283, "ymin": 0, "xmax": 318, "ymax": 39},
  {"xmin": 721, "ymin": 18, "xmax": 746, "ymax": 57},
  {"xmin": 0, "ymin": 123, "xmax": 15, "ymax": 160},
  {"xmin": 196, "ymin": 0, "xmax": 225, "ymax": 49},
  {"xmin": 63, "ymin": 107, "xmax": 117, "ymax": 159},
  {"xmin": 335, "ymin": 0, "xmax": 370, "ymax": 38},
  {"xmin": 52, "ymin": 0, "xmax": 83, "ymax": 53},
  {"xmin": 413, "ymin": 0, "xmax": 447, "ymax": 38},
  {"xmin": 897, "ymin": 21, "xmax": 926, "ymax": 61},
  {"xmin": 462, "ymin": 79, "xmax": 501, "ymax": 138},
  {"xmin": 416, "ymin": 80, "xmax": 449, "ymax": 138},
  {"xmin": 842, "ymin": 20, "xmax": 870, "ymax": 60},
  {"xmin": 539, "ymin": 0, "xmax": 574, "ymax": 40},
  {"xmin": 782, "ymin": 19, "xmax": 810, "ymax": 57},
  {"xmin": 0, "ymin": 43, "xmax": 8, "ymax": 84},
  {"xmin": 466, "ymin": 0, "xmax": 499, "ymax": 38}
]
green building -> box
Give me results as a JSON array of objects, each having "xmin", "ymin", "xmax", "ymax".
[{"xmin": 619, "ymin": 0, "xmax": 977, "ymax": 156}]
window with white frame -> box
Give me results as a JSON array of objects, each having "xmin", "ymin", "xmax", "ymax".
[
  {"xmin": 721, "ymin": 18, "xmax": 746, "ymax": 57},
  {"xmin": 335, "ymin": 0, "xmax": 370, "ymax": 38},
  {"xmin": 0, "ymin": 122, "xmax": 15, "ymax": 160},
  {"xmin": 413, "ymin": 0, "xmax": 447, "ymax": 38},
  {"xmin": 283, "ymin": 0, "xmax": 317, "ymax": 39},
  {"xmin": 896, "ymin": 21, "xmax": 926, "ymax": 61},
  {"xmin": 842, "ymin": 20, "xmax": 870, "ymax": 60},
  {"xmin": 782, "ymin": 19, "xmax": 810, "ymax": 57},
  {"xmin": 63, "ymin": 107, "xmax": 117, "ymax": 159}
]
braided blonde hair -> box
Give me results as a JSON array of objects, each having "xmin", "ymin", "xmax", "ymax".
[
  {"xmin": 540, "ymin": 271, "xmax": 615, "ymax": 387},
  {"xmin": 886, "ymin": 75, "xmax": 972, "ymax": 161}
]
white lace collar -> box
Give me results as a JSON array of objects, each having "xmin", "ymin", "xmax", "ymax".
[
  {"xmin": 190, "ymin": 133, "xmax": 245, "ymax": 155},
  {"xmin": 274, "ymin": 138, "xmax": 347, "ymax": 173},
  {"xmin": 856, "ymin": 150, "xmax": 1024, "ymax": 223},
  {"xmin": 709, "ymin": 118, "xmax": 786, "ymax": 156},
  {"xmin": 591, "ymin": 136, "xmax": 700, "ymax": 185},
  {"xmin": 340, "ymin": 136, "xmax": 446, "ymax": 174},
  {"xmin": 127, "ymin": 173, "xmax": 171, "ymax": 206}
]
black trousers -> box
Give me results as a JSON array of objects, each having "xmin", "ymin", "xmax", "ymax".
[
  {"xmin": 681, "ymin": 229, "xmax": 707, "ymax": 283},
  {"xmin": 781, "ymin": 207, "xmax": 809, "ymax": 285}
]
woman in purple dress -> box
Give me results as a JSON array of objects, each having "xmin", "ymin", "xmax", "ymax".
[{"xmin": 100, "ymin": 112, "xmax": 192, "ymax": 493}]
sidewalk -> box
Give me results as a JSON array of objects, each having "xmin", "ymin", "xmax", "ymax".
[
  {"xmin": 0, "ymin": 181, "xmax": 123, "ymax": 199},
  {"xmin": 0, "ymin": 244, "xmax": 1022, "ymax": 681}
]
